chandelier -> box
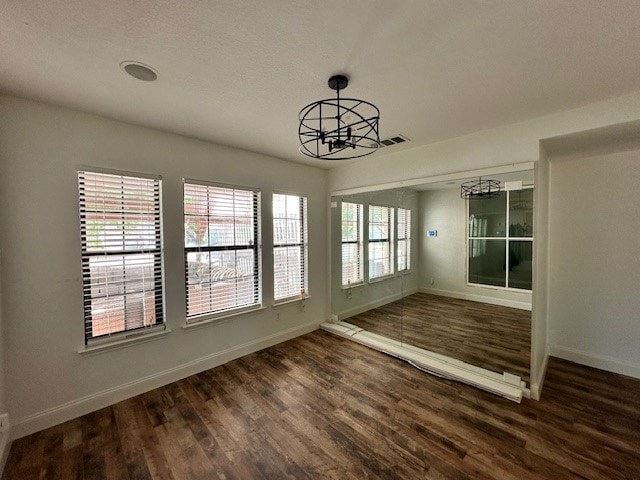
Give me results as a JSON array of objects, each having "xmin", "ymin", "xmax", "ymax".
[
  {"xmin": 460, "ymin": 177, "xmax": 501, "ymax": 199},
  {"xmin": 298, "ymin": 75, "xmax": 380, "ymax": 160}
]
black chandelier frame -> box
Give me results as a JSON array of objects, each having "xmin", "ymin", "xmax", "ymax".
[
  {"xmin": 460, "ymin": 177, "xmax": 502, "ymax": 199},
  {"xmin": 298, "ymin": 75, "xmax": 380, "ymax": 160}
]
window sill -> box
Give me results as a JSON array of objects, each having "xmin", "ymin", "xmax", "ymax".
[
  {"xmin": 183, "ymin": 305, "xmax": 266, "ymax": 330},
  {"xmin": 341, "ymin": 282, "xmax": 364, "ymax": 290},
  {"xmin": 273, "ymin": 295, "xmax": 310, "ymax": 308},
  {"xmin": 368, "ymin": 274, "xmax": 395, "ymax": 284},
  {"xmin": 78, "ymin": 327, "xmax": 171, "ymax": 356}
]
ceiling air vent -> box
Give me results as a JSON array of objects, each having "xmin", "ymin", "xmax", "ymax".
[{"xmin": 378, "ymin": 134, "xmax": 410, "ymax": 148}]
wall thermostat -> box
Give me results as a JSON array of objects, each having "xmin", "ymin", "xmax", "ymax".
[{"xmin": 427, "ymin": 230, "xmax": 437, "ymax": 237}]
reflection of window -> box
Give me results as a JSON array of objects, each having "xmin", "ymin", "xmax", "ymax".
[
  {"xmin": 183, "ymin": 181, "xmax": 261, "ymax": 319},
  {"xmin": 273, "ymin": 193, "xmax": 308, "ymax": 301},
  {"xmin": 368, "ymin": 205, "xmax": 393, "ymax": 280},
  {"xmin": 341, "ymin": 202, "xmax": 363, "ymax": 286},
  {"xmin": 467, "ymin": 187, "xmax": 533, "ymax": 290},
  {"xmin": 397, "ymin": 208, "xmax": 411, "ymax": 272},
  {"xmin": 78, "ymin": 170, "xmax": 164, "ymax": 344}
]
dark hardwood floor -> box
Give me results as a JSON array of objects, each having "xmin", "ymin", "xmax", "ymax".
[
  {"xmin": 4, "ymin": 330, "xmax": 640, "ymax": 479},
  {"xmin": 347, "ymin": 292, "xmax": 532, "ymax": 383}
]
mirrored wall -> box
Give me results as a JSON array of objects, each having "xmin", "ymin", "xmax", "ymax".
[{"xmin": 330, "ymin": 170, "xmax": 534, "ymax": 387}]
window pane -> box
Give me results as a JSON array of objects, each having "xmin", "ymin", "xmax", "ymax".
[
  {"xmin": 183, "ymin": 182, "xmax": 261, "ymax": 318},
  {"xmin": 468, "ymin": 239, "xmax": 506, "ymax": 287},
  {"xmin": 397, "ymin": 208, "xmax": 411, "ymax": 271},
  {"xmin": 341, "ymin": 202, "xmax": 363, "ymax": 285},
  {"xmin": 369, "ymin": 242, "xmax": 391, "ymax": 278},
  {"xmin": 79, "ymin": 170, "xmax": 163, "ymax": 343},
  {"xmin": 508, "ymin": 240, "xmax": 533, "ymax": 290},
  {"xmin": 273, "ymin": 194, "xmax": 307, "ymax": 300},
  {"xmin": 469, "ymin": 191, "xmax": 507, "ymax": 238},
  {"xmin": 509, "ymin": 189, "xmax": 534, "ymax": 237}
]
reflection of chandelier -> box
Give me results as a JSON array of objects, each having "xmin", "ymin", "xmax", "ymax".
[
  {"xmin": 460, "ymin": 177, "xmax": 501, "ymax": 199},
  {"xmin": 298, "ymin": 75, "xmax": 380, "ymax": 160}
]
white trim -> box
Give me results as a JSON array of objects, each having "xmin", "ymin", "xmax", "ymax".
[
  {"xmin": 321, "ymin": 322, "xmax": 524, "ymax": 403},
  {"xmin": 336, "ymin": 286, "xmax": 419, "ymax": 320},
  {"xmin": 184, "ymin": 305, "xmax": 265, "ymax": 328},
  {"xmin": 78, "ymin": 327, "xmax": 171, "ymax": 356},
  {"xmin": 419, "ymin": 287, "xmax": 532, "ymax": 311},
  {"xmin": 272, "ymin": 295, "xmax": 310, "ymax": 308},
  {"xmin": 76, "ymin": 164, "xmax": 161, "ymax": 180},
  {"xmin": 549, "ymin": 345, "xmax": 640, "ymax": 380},
  {"xmin": 331, "ymin": 162, "xmax": 535, "ymax": 196},
  {"xmin": 530, "ymin": 351, "xmax": 549, "ymax": 400},
  {"xmin": 0, "ymin": 414, "xmax": 10, "ymax": 478},
  {"xmin": 11, "ymin": 322, "xmax": 319, "ymax": 440}
]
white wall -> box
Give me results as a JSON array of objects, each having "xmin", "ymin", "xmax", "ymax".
[
  {"xmin": 328, "ymin": 89, "xmax": 640, "ymax": 193},
  {"xmin": 0, "ymin": 95, "xmax": 328, "ymax": 438},
  {"xmin": 331, "ymin": 189, "xmax": 419, "ymax": 320},
  {"xmin": 548, "ymin": 149, "xmax": 640, "ymax": 378},
  {"xmin": 418, "ymin": 188, "xmax": 532, "ymax": 309},
  {"xmin": 530, "ymin": 152, "xmax": 550, "ymax": 398}
]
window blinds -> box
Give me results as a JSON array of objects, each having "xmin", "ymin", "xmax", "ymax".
[
  {"xmin": 78, "ymin": 170, "xmax": 163, "ymax": 343},
  {"xmin": 368, "ymin": 205, "xmax": 393, "ymax": 279},
  {"xmin": 397, "ymin": 208, "xmax": 411, "ymax": 271},
  {"xmin": 183, "ymin": 181, "xmax": 261, "ymax": 318},
  {"xmin": 341, "ymin": 202, "xmax": 363, "ymax": 286},
  {"xmin": 273, "ymin": 193, "xmax": 308, "ymax": 301}
]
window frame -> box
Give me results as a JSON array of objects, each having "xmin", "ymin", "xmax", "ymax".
[
  {"xmin": 272, "ymin": 192, "xmax": 309, "ymax": 303},
  {"xmin": 341, "ymin": 201, "xmax": 364, "ymax": 287},
  {"xmin": 367, "ymin": 204, "xmax": 394, "ymax": 282},
  {"xmin": 183, "ymin": 179, "xmax": 262, "ymax": 323},
  {"xmin": 466, "ymin": 185, "xmax": 534, "ymax": 291},
  {"xmin": 77, "ymin": 168, "xmax": 165, "ymax": 346}
]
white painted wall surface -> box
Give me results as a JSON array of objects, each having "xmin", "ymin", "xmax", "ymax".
[
  {"xmin": 418, "ymin": 189, "xmax": 532, "ymax": 309},
  {"xmin": 530, "ymin": 153, "xmax": 550, "ymax": 398},
  {"xmin": 328, "ymin": 90, "xmax": 640, "ymax": 193},
  {"xmin": 548, "ymin": 149, "xmax": 640, "ymax": 378},
  {"xmin": 0, "ymin": 95, "xmax": 328, "ymax": 438}
]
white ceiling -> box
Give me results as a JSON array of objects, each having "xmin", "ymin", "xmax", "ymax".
[{"xmin": 3, "ymin": 1, "xmax": 640, "ymax": 169}]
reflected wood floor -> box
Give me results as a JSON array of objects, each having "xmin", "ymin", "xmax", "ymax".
[
  {"xmin": 347, "ymin": 293, "xmax": 531, "ymax": 383},
  {"xmin": 4, "ymin": 330, "xmax": 640, "ymax": 480}
]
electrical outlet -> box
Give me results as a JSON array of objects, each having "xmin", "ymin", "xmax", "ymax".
[{"xmin": 0, "ymin": 413, "xmax": 9, "ymax": 433}]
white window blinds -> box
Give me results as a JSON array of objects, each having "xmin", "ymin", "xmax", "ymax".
[
  {"xmin": 78, "ymin": 170, "xmax": 164, "ymax": 344},
  {"xmin": 368, "ymin": 205, "xmax": 393, "ymax": 280},
  {"xmin": 397, "ymin": 208, "xmax": 411, "ymax": 271},
  {"xmin": 183, "ymin": 182, "xmax": 261, "ymax": 319},
  {"xmin": 273, "ymin": 193, "xmax": 308, "ymax": 301},
  {"xmin": 341, "ymin": 202, "xmax": 363, "ymax": 286}
]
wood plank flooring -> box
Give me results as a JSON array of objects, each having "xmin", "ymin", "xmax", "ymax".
[
  {"xmin": 4, "ymin": 330, "xmax": 640, "ymax": 480},
  {"xmin": 346, "ymin": 293, "xmax": 531, "ymax": 383}
]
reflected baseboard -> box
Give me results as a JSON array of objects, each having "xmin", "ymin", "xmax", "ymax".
[
  {"xmin": 336, "ymin": 286, "xmax": 420, "ymax": 321},
  {"xmin": 419, "ymin": 287, "xmax": 532, "ymax": 311},
  {"xmin": 321, "ymin": 321, "xmax": 528, "ymax": 403}
]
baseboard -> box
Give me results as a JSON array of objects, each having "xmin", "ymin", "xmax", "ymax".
[
  {"xmin": 549, "ymin": 345, "xmax": 640, "ymax": 380},
  {"xmin": 530, "ymin": 352, "xmax": 549, "ymax": 401},
  {"xmin": 419, "ymin": 287, "xmax": 532, "ymax": 311},
  {"xmin": 0, "ymin": 432, "xmax": 10, "ymax": 478},
  {"xmin": 11, "ymin": 322, "xmax": 319, "ymax": 440},
  {"xmin": 0, "ymin": 413, "xmax": 10, "ymax": 477},
  {"xmin": 336, "ymin": 286, "xmax": 419, "ymax": 320}
]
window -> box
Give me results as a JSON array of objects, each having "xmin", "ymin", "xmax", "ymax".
[
  {"xmin": 273, "ymin": 193, "xmax": 308, "ymax": 301},
  {"xmin": 183, "ymin": 182, "xmax": 261, "ymax": 319},
  {"xmin": 467, "ymin": 187, "xmax": 533, "ymax": 290},
  {"xmin": 368, "ymin": 205, "xmax": 393, "ymax": 280},
  {"xmin": 341, "ymin": 202, "xmax": 363, "ymax": 286},
  {"xmin": 78, "ymin": 170, "xmax": 163, "ymax": 344},
  {"xmin": 397, "ymin": 208, "xmax": 411, "ymax": 272}
]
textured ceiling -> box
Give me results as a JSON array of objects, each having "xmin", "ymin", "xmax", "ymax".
[{"xmin": 3, "ymin": 1, "xmax": 640, "ymax": 168}]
